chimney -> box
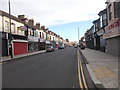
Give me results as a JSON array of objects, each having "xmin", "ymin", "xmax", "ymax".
[
  {"xmin": 41, "ymin": 25, "xmax": 45, "ymax": 30},
  {"xmin": 35, "ymin": 23, "xmax": 40, "ymax": 29},
  {"xmin": 28, "ymin": 19, "xmax": 34, "ymax": 27},
  {"xmin": 18, "ymin": 15, "xmax": 25, "ymax": 20}
]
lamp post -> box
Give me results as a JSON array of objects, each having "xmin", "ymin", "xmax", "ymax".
[
  {"xmin": 9, "ymin": 0, "xmax": 13, "ymax": 58},
  {"xmin": 78, "ymin": 27, "xmax": 80, "ymax": 45}
]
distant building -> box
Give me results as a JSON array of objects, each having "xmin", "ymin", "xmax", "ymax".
[
  {"xmin": 98, "ymin": 8, "xmax": 108, "ymax": 52},
  {"xmin": 92, "ymin": 19, "xmax": 100, "ymax": 50},
  {"xmin": 85, "ymin": 26, "xmax": 94, "ymax": 49}
]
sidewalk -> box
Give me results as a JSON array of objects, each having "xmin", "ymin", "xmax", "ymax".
[
  {"xmin": 80, "ymin": 48, "xmax": 118, "ymax": 89},
  {"xmin": 1, "ymin": 50, "xmax": 46, "ymax": 62}
]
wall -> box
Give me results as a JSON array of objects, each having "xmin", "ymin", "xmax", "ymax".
[
  {"xmin": 106, "ymin": 36, "xmax": 119, "ymax": 56},
  {"xmin": 0, "ymin": 15, "xmax": 2, "ymax": 32},
  {"xmin": 107, "ymin": 2, "xmax": 115, "ymax": 24},
  {"xmin": 3, "ymin": 16, "xmax": 25, "ymax": 36}
]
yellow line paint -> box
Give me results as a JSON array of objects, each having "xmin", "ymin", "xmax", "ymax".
[
  {"xmin": 77, "ymin": 49, "xmax": 88, "ymax": 90},
  {"xmin": 78, "ymin": 59, "xmax": 83, "ymax": 89},
  {"xmin": 80, "ymin": 63, "xmax": 88, "ymax": 90},
  {"xmin": 77, "ymin": 50, "xmax": 84, "ymax": 90}
]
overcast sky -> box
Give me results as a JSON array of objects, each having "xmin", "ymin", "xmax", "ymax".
[{"xmin": 0, "ymin": 0, "xmax": 106, "ymax": 41}]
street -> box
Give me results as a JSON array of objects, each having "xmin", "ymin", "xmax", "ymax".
[
  {"xmin": 2, "ymin": 47, "xmax": 80, "ymax": 88},
  {"xmin": 1, "ymin": 0, "xmax": 119, "ymax": 89}
]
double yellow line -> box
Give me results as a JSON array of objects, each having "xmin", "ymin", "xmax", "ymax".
[{"xmin": 77, "ymin": 49, "xmax": 88, "ymax": 90}]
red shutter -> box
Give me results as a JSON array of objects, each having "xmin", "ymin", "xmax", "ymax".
[{"xmin": 14, "ymin": 42, "xmax": 28, "ymax": 55}]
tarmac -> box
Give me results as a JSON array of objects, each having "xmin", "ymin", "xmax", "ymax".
[
  {"xmin": 0, "ymin": 48, "xmax": 119, "ymax": 89},
  {"xmin": 80, "ymin": 48, "xmax": 119, "ymax": 89}
]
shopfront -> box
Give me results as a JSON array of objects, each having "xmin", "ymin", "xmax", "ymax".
[
  {"xmin": 1, "ymin": 32, "xmax": 9, "ymax": 56},
  {"xmin": 39, "ymin": 38, "xmax": 46, "ymax": 50},
  {"xmin": 97, "ymin": 29, "xmax": 105, "ymax": 52},
  {"xmin": 28, "ymin": 36, "xmax": 39, "ymax": 52},
  {"xmin": 11, "ymin": 34, "xmax": 28, "ymax": 56},
  {"xmin": 103, "ymin": 18, "xmax": 120, "ymax": 56},
  {"xmin": 13, "ymin": 40, "xmax": 28, "ymax": 55}
]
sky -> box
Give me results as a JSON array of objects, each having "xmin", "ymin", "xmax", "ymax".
[{"xmin": 0, "ymin": 0, "xmax": 106, "ymax": 41}]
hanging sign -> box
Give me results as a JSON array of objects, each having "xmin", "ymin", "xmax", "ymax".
[{"xmin": 20, "ymin": 26, "xmax": 27, "ymax": 31}]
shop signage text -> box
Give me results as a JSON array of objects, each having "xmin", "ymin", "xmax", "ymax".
[{"xmin": 107, "ymin": 18, "xmax": 120, "ymax": 30}]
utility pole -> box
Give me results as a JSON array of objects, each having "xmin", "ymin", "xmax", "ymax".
[
  {"xmin": 9, "ymin": 0, "xmax": 13, "ymax": 58},
  {"xmin": 78, "ymin": 27, "xmax": 80, "ymax": 45}
]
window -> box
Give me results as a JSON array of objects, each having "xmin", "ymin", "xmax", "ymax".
[
  {"xmin": 30, "ymin": 30, "xmax": 34, "ymax": 36},
  {"xmin": 34, "ymin": 30, "xmax": 37, "ymax": 37},
  {"xmin": 93, "ymin": 25, "xmax": 96, "ymax": 32},
  {"xmin": 11, "ymin": 23, "xmax": 15, "ymax": 33},
  {"xmin": 95, "ymin": 23, "xmax": 99, "ymax": 31},
  {"xmin": 36, "ymin": 31, "xmax": 38, "ymax": 37},
  {"xmin": 40, "ymin": 32, "xmax": 41, "ymax": 38},
  {"xmin": 5, "ymin": 21, "xmax": 9, "ymax": 32},
  {"xmin": 100, "ymin": 16, "xmax": 103, "ymax": 28},
  {"xmin": 108, "ymin": 4, "xmax": 112, "ymax": 20},
  {"xmin": 50, "ymin": 36, "xmax": 51, "ymax": 40},
  {"xmin": 42, "ymin": 32, "xmax": 44, "ymax": 38},
  {"xmin": 103, "ymin": 14, "xmax": 107, "ymax": 26},
  {"xmin": 114, "ymin": 2, "xmax": 120, "ymax": 18}
]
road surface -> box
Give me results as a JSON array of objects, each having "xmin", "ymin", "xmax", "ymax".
[{"xmin": 2, "ymin": 47, "xmax": 80, "ymax": 88}]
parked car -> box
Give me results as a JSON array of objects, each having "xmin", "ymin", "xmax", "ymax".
[
  {"xmin": 80, "ymin": 45, "xmax": 85, "ymax": 50},
  {"xmin": 46, "ymin": 46, "xmax": 55, "ymax": 52},
  {"xmin": 74, "ymin": 45, "xmax": 78, "ymax": 48},
  {"xmin": 58, "ymin": 46, "xmax": 64, "ymax": 49}
]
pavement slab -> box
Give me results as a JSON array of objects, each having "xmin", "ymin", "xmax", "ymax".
[{"xmin": 80, "ymin": 48, "xmax": 118, "ymax": 89}]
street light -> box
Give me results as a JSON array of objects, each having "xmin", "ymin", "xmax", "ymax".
[
  {"xmin": 8, "ymin": 0, "xmax": 13, "ymax": 58},
  {"xmin": 78, "ymin": 27, "xmax": 80, "ymax": 45}
]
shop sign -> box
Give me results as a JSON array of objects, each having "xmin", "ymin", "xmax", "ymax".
[
  {"xmin": 17, "ymin": 27, "xmax": 20, "ymax": 31},
  {"xmin": 20, "ymin": 26, "xmax": 27, "ymax": 31},
  {"xmin": 104, "ymin": 18, "xmax": 120, "ymax": 39},
  {"xmin": 28, "ymin": 36, "xmax": 38, "ymax": 42},
  {"xmin": 106, "ymin": 18, "xmax": 120, "ymax": 31},
  {"xmin": 45, "ymin": 40, "xmax": 51, "ymax": 44},
  {"xmin": 97, "ymin": 29, "xmax": 104, "ymax": 36},
  {"xmin": 40, "ymin": 38, "xmax": 45, "ymax": 42}
]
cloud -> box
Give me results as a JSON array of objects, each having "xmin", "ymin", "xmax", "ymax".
[{"xmin": 1, "ymin": 0, "xmax": 106, "ymax": 26}]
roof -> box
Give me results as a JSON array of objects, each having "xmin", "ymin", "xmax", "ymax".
[
  {"xmin": 92, "ymin": 18, "xmax": 100, "ymax": 24},
  {"xmin": 0, "ymin": 10, "xmax": 25, "ymax": 24},
  {"xmin": 98, "ymin": 9, "xmax": 107, "ymax": 16}
]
